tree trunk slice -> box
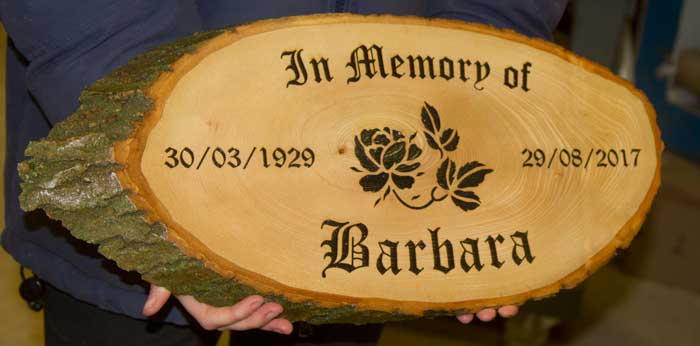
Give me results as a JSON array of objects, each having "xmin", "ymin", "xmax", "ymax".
[{"xmin": 18, "ymin": 14, "xmax": 662, "ymax": 324}]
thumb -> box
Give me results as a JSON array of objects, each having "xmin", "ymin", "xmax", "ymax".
[{"xmin": 143, "ymin": 284, "xmax": 172, "ymax": 317}]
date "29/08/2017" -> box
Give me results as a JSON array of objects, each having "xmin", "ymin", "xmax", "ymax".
[{"xmin": 522, "ymin": 148, "xmax": 642, "ymax": 169}]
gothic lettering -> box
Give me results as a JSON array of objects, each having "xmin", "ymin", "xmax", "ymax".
[
  {"xmin": 430, "ymin": 228, "xmax": 455, "ymax": 274},
  {"xmin": 282, "ymin": 45, "xmax": 533, "ymax": 92},
  {"xmin": 377, "ymin": 240, "xmax": 401, "ymax": 275},
  {"xmin": 460, "ymin": 237, "xmax": 484, "ymax": 272},
  {"xmin": 320, "ymin": 219, "xmax": 369, "ymax": 278},
  {"xmin": 320, "ymin": 223, "xmax": 535, "ymax": 277},
  {"xmin": 511, "ymin": 231, "xmax": 535, "ymax": 265}
]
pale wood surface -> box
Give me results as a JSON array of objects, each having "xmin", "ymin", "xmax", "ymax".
[{"xmin": 115, "ymin": 15, "xmax": 661, "ymax": 312}]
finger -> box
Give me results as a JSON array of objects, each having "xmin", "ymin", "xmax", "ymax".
[
  {"xmin": 261, "ymin": 318, "xmax": 294, "ymax": 335},
  {"xmin": 142, "ymin": 284, "xmax": 172, "ymax": 317},
  {"xmin": 476, "ymin": 308, "xmax": 497, "ymax": 322},
  {"xmin": 498, "ymin": 305, "xmax": 519, "ymax": 318},
  {"xmin": 222, "ymin": 302, "xmax": 284, "ymax": 331},
  {"xmin": 178, "ymin": 295, "xmax": 264, "ymax": 330},
  {"xmin": 456, "ymin": 314, "xmax": 474, "ymax": 324}
]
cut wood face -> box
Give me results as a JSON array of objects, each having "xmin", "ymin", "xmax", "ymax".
[{"xmin": 116, "ymin": 16, "xmax": 661, "ymax": 312}]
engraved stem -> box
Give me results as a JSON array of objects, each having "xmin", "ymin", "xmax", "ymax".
[{"xmin": 392, "ymin": 186, "xmax": 448, "ymax": 210}]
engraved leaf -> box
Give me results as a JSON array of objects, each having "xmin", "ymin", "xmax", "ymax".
[
  {"xmin": 421, "ymin": 102, "xmax": 441, "ymax": 134},
  {"xmin": 451, "ymin": 190, "xmax": 481, "ymax": 212},
  {"xmin": 456, "ymin": 162, "xmax": 493, "ymax": 188},
  {"xmin": 457, "ymin": 161, "xmax": 484, "ymax": 178},
  {"xmin": 440, "ymin": 128, "xmax": 454, "ymax": 145},
  {"xmin": 443, "ymin": 130, "xmax": 460, "ymax": 152},
  {"xmin": 436, "ymin": 159, "xmax": 455, "ymax": 190},
  {"xmin": 424, "ymin": 132, "xmax": 440, "ymax": 151}
]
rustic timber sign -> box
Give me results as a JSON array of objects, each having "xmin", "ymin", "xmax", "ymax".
[{"xmin": 18, "ymin": 15, "xmax": 662, "ymax": 324}]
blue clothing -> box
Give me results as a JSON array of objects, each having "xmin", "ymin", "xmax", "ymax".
[{"xmin": 1, "ymin": 0, "xmax": 567, "ymax": 325}]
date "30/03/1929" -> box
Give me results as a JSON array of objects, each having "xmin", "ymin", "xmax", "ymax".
[
  {"xmin": 163, "ymin": 146, "xmax": 316, "ymax": 170},
  {"xmin": 521, "ymin": 148, "xmax": 642, "ymax": 169}
]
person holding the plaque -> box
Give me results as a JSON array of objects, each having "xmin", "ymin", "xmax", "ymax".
[{"xmin": 1, "ymin": 1, "xmax": 566, "ymax": 345}]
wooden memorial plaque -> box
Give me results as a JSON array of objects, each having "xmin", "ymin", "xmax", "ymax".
[{"xmin": 19, "ymin": 15, "xmax": 662, "ymax": 324}]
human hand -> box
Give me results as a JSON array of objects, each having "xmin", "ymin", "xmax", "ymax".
[
  {"xmin": 456, "ymin": 306, "xmax": 519, "ymax": 324},
  {"xmin": 142, "ymin": 284, "xmax": 293, "ymax": 334}
]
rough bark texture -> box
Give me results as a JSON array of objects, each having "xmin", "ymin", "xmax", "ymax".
[{"xmin": 17, "ymin": 29, "xmax": 417, "ymax": 324}]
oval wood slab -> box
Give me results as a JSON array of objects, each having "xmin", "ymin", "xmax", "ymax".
[{"xmin": 19, "ymin": 14, "xmax": 662, "ymax": 324}]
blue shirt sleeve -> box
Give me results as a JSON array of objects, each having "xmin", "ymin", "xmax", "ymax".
[
  {"xmin": 426, "ymin": 0, "xmax": 567, "ymax": 40},
  {"xmin": 427, "ymin": 0, "xmax": 568, "ymax": 40},
  {"xmin": 1, "ymin": 0, "xmax": 203, "ymax": 325},
  {"xmin": 0, "ymin": 0, "xmax": 203, "ymax": 124}
]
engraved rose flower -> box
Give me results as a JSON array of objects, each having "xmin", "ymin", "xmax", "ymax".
[
  {"xmin": 350, "ymin": 101, "xmax": 494, "ymax": 213},
  {"xmin": 351, "ymin": 127, "xmax": 423, "ymax": 205}
]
